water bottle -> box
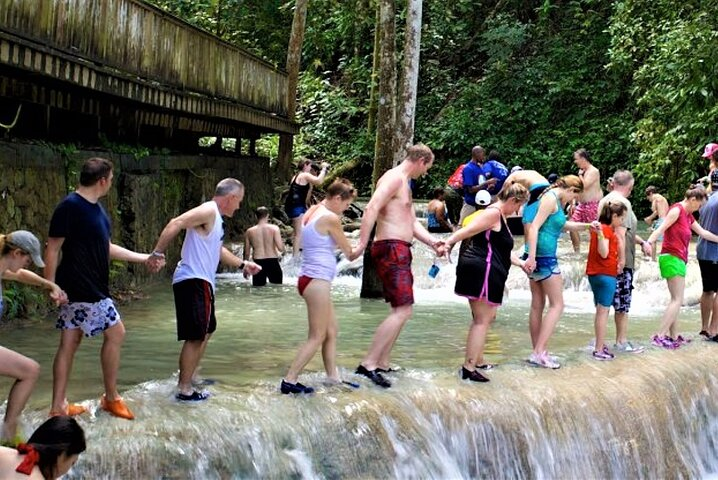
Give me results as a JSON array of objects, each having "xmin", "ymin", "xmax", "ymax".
[{"xmin": 428, "ymin": 263, "xmax": 440, "ymax": 278}]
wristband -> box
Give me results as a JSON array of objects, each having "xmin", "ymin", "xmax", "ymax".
[
  {"xmin": 239, "ymin": 261, "xmax": 246, "ymax": 270},
  {"xmin": 150, "ymin": 251, "xmax": 165, "ymax": 259}
]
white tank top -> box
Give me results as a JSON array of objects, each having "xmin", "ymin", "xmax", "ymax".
[
  {"xmin": 298, "ymin": 208, "xmax": 338, "ymax": 282},
  {"xmin": 173, "ymin": 201, "xmax": 223, "ymax": 291}
]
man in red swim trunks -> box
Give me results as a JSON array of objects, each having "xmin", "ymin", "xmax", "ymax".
[
  {"xmin": 353, "ymin": 143, "xmax": 443, "ymax": 388},
  {"xmin": 570, "ymin": 148, "xmax": 603, "ymax": 253}
]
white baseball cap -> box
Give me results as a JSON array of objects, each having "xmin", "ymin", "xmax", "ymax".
[{"xmin": 475, "ymin": 190, "xmax": 492, "ymax": 206}]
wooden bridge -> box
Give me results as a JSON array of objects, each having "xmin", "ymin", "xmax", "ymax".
[{"xmin": 0, "ymin": 0, "xmax": 297, "ymax": 151}]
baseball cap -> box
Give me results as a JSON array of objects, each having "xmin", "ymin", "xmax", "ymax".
[
  {"xmin": 702, "ymin": 143, "xmax": 718, "ymax": 158},
  {"xmin": 475, "ymin": 189, "xmax": 492, "ymax": 206},
  {"xmin": 511, "ymin": 165, "xmax": 523, "ymax": 173},
  {"xmin": 6, "ymin": 230, "xmax": 45, "ymax": 267}
]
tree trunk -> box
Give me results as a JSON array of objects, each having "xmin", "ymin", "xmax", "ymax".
[
  {"xmin": 362, "ymin": 0, "xmax": 397, "ymax": 299},
  {"xmin": 277, "ymin": 0, "xmax": 308, "ymax": 182},
  {"xmin": 371, "ymin": 0, "xmax": 396, "ymax": 187},
  {"xmin": 366, "ymin": 1, "xmax": 381, "ymax": 136},
  {"xmin": 393, "ymin": 0, "xmax": 423, "ymax": 166}
]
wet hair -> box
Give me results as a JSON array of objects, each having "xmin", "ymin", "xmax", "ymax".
[
  {"xmin": 574, "ymin": 148, "xmax": 591, "ymax": 162},
  {"xmin": 685, "ymin": 185, "xmax": 708, "ymax": 201},
  {"xmin": 26, "ymin": 416, "xmax": 86, "ymax": 479},
  {"xmin": 326, "ymin": 178, "xmax": 356, "ymax": 201},
  {"xmin": 407, "ymin": 143, "xmax": 434, "ymax": 164},
  {"xmin": 255, "ymin": 206, "xmax": 269, "ymax": 220},
  {"xmin": 497, "ymin": 183, "xmax": 529, "ymax": 204},
  {"xmin": 598, "ymin": 201, "xmax": 627, "ymax": 225},
  {"xmin": 645, "ymin": 185, "xmax": 658, "ymax": 196},
  {"xmin": 215, "ymin": 178, "xmax": 243, "ymax": 197},
  {"xmin": 612, "ymin": 170, "xmax": 634, "ymax": 187},
  {"xmin": 79, "ymin": 158, "xmax": 113, "ymax": 187},
  {"xmin": 431, "ymin": 187, "xmax": 445, "ymax": 199},
  {"xmin": 488, "ymin": 150, "xmax": 501, "ymax": 162}
]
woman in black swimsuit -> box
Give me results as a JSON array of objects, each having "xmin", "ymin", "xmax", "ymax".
[
  {"xmin": 285, "ymin": 160, "xmax": 329, "ymax": 258},
  {"xmin": 444, "ymin": 184, "xmax": 529, "ymax": 382}
]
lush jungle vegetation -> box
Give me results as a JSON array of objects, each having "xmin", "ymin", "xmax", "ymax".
[{"xmin": 150, "ymin": 0, "xmax": 718, "ymax": 205}]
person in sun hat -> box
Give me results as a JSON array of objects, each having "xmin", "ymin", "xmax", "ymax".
[
  {"xmin": 45, "ymin": 157, "xmax": 154, "ymax": 421},
  {"xmin": 0, "ymin": 231, "xmax": 67, "ymax": 445}
]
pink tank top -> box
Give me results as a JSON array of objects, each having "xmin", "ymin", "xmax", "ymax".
[{"xmin": 661, "ymin": 203, "xmax": 694, "ymax": 262}]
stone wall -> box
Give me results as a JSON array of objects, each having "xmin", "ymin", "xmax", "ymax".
[{"xmin": 0, "ymin": 140, "xmax": 271, "ymax": 289}]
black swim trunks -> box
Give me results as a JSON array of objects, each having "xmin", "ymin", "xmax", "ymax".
[
  {"xmin": 173, "ymin": 279, "xmax": 217, "ymax": 341},
  {"xmin": 252, "ymin": 258, "xmax": 283, "ymax": 287}
]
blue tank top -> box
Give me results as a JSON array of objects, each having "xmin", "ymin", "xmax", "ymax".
[
  {"xmin": 299, "ymin": 207, "xmax": 338, "ymax": 282},
  {"xmin": 524, "ymin": 190, "xmax": 566, "ymax": 257}
]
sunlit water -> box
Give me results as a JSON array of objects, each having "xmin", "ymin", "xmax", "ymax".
[{"xmin": 1, "ymin": 225, "xmax": 717, "ymax": 479}]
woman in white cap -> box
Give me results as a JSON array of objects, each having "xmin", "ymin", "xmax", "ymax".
[{"xmin": 0, "ymin": 231, "xmax": 67, "ymax": 445}]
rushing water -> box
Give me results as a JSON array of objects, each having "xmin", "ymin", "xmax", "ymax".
[{"xmin": 0, "ymin": 226, "xmax": 716, "ymax": 479}]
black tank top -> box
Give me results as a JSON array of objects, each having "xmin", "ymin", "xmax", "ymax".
[
  {"xmin": 286, "ymin": 176, "xmax": 311, "ymax": 208},
  {"xmin": 462, "ymin": 210, "xmax": 514, "ymax": 277}
]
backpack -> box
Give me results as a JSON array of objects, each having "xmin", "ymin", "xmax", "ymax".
[{"xmin": 447, "ymin": 163, "xmax": 467, "ymax": 189}]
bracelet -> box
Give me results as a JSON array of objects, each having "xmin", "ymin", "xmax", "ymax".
[{"xmin": 150, "ymin": 251, "xmax": 165, "ymax": 259}]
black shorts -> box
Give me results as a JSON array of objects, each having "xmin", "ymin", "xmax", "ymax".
[
  {"xmin": 173, "ymin": 279, "xmax": 217, "ymax": 341},
  {"xmin": 699, "ymin": 260, "xmax": 718, "ymax": 292},
  {"xmin": 252, "ymin": 258, "xmax": 283, "ymax": 287}
]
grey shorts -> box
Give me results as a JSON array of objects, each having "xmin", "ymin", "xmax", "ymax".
[{"xmin": 56, "ymin": 298, "xmax": 122, "ymax": 337}]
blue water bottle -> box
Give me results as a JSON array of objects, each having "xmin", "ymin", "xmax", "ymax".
[{"xmin": 428, "ymin": 263, "xmax": 440, "ymax": 278}]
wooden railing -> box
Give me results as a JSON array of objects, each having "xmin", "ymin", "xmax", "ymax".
[{"xmin": 0, "ymin": 0, "xmax": 288, "ymax": 117}]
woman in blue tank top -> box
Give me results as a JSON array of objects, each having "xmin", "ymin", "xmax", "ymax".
[
  {"xmin": 523, "ymin": 175, "xmax": 594, "ymax": 369},
  {"xmin": 281, "ymin": 179, "xmax": 361, "ymax": 395}
]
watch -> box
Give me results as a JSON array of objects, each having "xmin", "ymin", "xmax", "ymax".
[
  {"xmin": 239, "ymin": 261, "xmax": 246, "ymax": 270},
  {"xmin": 151, "ymin": 251, "xmax": 165, "ymax": 259}
]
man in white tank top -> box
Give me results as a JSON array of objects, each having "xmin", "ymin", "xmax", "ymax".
[{"xmin": 148, "ymin": 178, "xmax": 261, "ymax": 401}]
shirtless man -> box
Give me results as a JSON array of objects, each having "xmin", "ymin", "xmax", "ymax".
[
  {"xmin": 244, "ymin": 206, "xmax": 285, "ymax": 286},
  {"xmin": 644, "ymin": 186, "xmax": 669, "ymax": 261},
  {"xmin": 353, "ymin": 143, "xmax": 442, "ymax": 388},
  {"xmin": 570, "ymin": 149, "xmax": 603, "ymax": 253}
]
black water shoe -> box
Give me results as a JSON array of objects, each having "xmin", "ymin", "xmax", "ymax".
[
  {"xmin": 355, "ymin": 365, "xmax": 391, "ymax": 388},
  {"xmin": 176, "ymin": 390, "xmax": 210, "ymax": 402},
  {"xmin": 461, "ymin": 366, "xmax": 489, "ymax": 383},
  {"xmin": 280, "ymin": 380, "xmax": 315, "ymax": 395}
]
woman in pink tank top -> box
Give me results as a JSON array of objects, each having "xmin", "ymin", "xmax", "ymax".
[
  {"xmin": 281, "ymin": 180, "xmax": 361, "ymax": 395},
  {"xmin": 647, "ymin": 186, "xmax": 718, "ymax": 348}
]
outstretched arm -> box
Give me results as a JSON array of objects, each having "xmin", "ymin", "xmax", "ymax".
[
  {"xmin": 3, "ymin": 269, "xmax": 68, "ymax": 305},
  {"xmin": 220, "ymin": 246, "xmax": 261, "ymax": 275},
  {"xmin": 692, "ymin": 222, "xmax": 718, "ymax": 244},
  {"xmin": 110, "ymin": 243, "xmax": 150, "ymax": 263}
]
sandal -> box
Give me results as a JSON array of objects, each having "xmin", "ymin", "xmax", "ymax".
[{"xmin": 175, "ymin": 390, "xmax": 210, "ymax": 402}]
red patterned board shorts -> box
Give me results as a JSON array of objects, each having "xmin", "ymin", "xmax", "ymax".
[
  {"xmin": 371, "ymin": 239, "xmax": 414, "ymax": 307},
  {"xmin": 571, "ymin": 200, "xmax": 599, "ymax": 223}
]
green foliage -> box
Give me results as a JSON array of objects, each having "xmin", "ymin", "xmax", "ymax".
[
  {"xmin": 608, "ymin": 0, "xmax": 718, "ymax": 201},
  {"xmin": 147, "ymin": 0, "xmax": 717, "ymax": 204},
  {"xmin": 1, "ymin": 281, "xmax": 49, "ymax": 321}
]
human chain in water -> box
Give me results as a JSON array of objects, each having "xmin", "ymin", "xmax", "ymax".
[{"xmin": 2, "ymin": 145, "xmax": 718, "ymax": 477}]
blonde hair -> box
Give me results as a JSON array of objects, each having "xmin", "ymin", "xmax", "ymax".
[
  {"xmin": 406, "ymin": 143, "xmax": 434, "ymax": 164},
  {"xmin": 497, "ymin": 182, "xmax": 529, "ymax": 204}
]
